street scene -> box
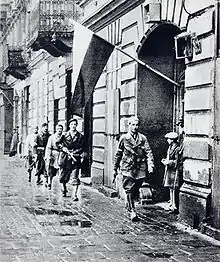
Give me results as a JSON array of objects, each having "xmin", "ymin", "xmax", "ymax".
[
  {"xmin": 1, "ymin": 0, "xmax": 220, "ymax": 261},
  {"xmin": 1, "ymin": 155, "xmax": 220, "ymax": 261}
]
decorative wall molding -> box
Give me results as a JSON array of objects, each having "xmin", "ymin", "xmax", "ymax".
[{"xmin": 81, "ymin": 0, "xmax": 144, "ymax": 32}]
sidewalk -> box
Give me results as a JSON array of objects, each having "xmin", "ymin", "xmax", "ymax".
[{"xmin": 0, "ymin": 156, "xmax": 220, "ymax": 262}]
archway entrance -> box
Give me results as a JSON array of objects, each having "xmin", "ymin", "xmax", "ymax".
[{"xmin": 137, "ymin": 23, "xmax": 185, "ymax": 201}]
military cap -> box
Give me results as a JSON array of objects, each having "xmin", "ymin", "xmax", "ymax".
[
  {"xmin": 69, "ymin": 118, "xmax": 78, "ymax": 125},
  {"xmin": 165, "ymin": 132, "xmax": 178, "ymax": 140},
  {"xmin": 128, "ymin": 116, "xmax": 140, "ymax": 125}
]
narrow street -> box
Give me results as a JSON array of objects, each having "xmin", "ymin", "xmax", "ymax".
[{"xmin": 0, "ymin": 156, "xmax": 220, "ymax": 262}]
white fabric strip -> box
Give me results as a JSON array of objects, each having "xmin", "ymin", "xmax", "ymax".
[{"xmin": 69, "ymin": 19, "xmax": 93, "ymax": 94}]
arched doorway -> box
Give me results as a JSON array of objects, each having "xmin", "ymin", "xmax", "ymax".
[{"xmin": 137, "ymin": 23, "xmax": 185, "ymax": 201}]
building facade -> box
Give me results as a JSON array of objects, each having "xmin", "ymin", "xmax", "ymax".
[{"xmin": 0, "ymin": 0, "xmax": 219, "ymax": 238}]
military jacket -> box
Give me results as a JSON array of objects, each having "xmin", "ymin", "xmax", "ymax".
[
  {"xmin": 114, "ymin": 132, "xmax": 154, "ymax": 179},
  {"xmin": 24, "ymin": 133, "xmax": 38, "ymax": 156},
  {"xmin": 35, "ymin": 131, "xmax": 51, "ymax": 155},
  {"xmin": 45, "ymin": 133, "xmax": 63, "ymax": 167},
  {"xmin": 62, "ymin": 131, "xmax": 83, "ymax": 153},
  {"xmin": 60, "ymin": 131, "xmax": 84, "ymax": 169}
]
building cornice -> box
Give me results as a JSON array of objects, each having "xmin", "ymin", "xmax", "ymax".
[{"xmin": 81, "ymin": 0, "xmax": 144, "ymax": 32}]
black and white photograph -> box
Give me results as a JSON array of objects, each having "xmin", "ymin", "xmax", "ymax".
[{"xmin": 0, "ymin": 0, "xmax": 220, "ymax": 261}]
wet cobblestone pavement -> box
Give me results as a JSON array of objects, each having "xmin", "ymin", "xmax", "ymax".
[{"xmin": 1, "ymin": 156, "xmax": 220, "ymax": 261}]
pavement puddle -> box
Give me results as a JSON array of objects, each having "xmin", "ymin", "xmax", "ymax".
[
  {"xmin": 25, "ymin": 206, "xmax": 93, "ymax": 228},
  {"xmin": 25, "ymin": 206, "xmax": 77, "ymax": 216},
  {"xmin": 113, "ymin": 229, "xmax": 130, "ymax": 235},
  {"xmin": 141, "ymin": 251, "xmax": 173, "ymax": 258},
  {"xmin": 60, "ymin": 219, "xmax": 79, "ymax": 226}
]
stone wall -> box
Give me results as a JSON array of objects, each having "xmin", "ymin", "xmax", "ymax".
[{"xmin": 179, "ymin": 4, "xmax": 215, "ymax": 227}]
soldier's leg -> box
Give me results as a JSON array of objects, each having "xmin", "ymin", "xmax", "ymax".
[
  {"xmin": 123, "ymin": 176, "xmax": 134, "ymax": 210},
  {"xmin": 59, "ymin": 168, "xmax": 71, "ymax": 197},
  {"xmin": 27, "ymin": 155, "xmax": 32, "ymax": 182},
  {"xmin": 36, "ymin": 155, "xmax": 44, "ymax": 185},
  {"xmin": 171, "ymin": 188, "xmax": 177, "ymax": 210},
  {"xmin": 70, "ymin": 168, "xmax": 80, "ymax": 201},
  {"xmin": 48, "ymin": 167, "xmax": 56, "ymax": 190},
  {"xmin": 28, "ymin": 170, "xmax": 32, "ymax": 182},
  {"xmin": 168, "ymin": 188, "xmax": 177, "ymax": 213},
  {"xmin": 35, "ymin": 159, "xmax": 41, "ymax": 184},
  {"xmin": 42, "ymin": 159, "xmax": 49, "ymax": 187},
  {"xmin": 132, "ymin": 178, "xmax": 144, "ymax": 203},
  {"xmin": 123, "ymin": 176, "xmax": 138, "ymax": 221}
]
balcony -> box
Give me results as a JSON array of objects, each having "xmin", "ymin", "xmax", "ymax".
[
  {"xmin": 3, "ymin": 46, "xmax": 29, "ymax": 80},
  {"xmin": 27, "ymin": 0, "xmax": 81, "ymax": 57}
]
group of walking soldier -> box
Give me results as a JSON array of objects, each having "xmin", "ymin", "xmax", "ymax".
[
  {"xmin": 24, "ymin": 116, "xmax": 183, "ymax": 221},
  {"xmin": 24, "ymin": 119, "xmax": 83, "ymax": 201}
]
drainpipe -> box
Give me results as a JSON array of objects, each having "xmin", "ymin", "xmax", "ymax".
[
  {"xmin": 213, "ymin": 1, "xmax": 219, "ymax": 146},
  {"xmin": 211, "ymin": 0, "xmax": 219, "ymax": 227}
]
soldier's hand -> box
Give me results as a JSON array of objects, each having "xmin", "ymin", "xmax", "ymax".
[
  {"xmin": 62, "ymin": 147, "xmax": 68, "ymax": 153},
  {"xmin": 161, "ymin": 158, "xmax": 168, "ymax": 165}
]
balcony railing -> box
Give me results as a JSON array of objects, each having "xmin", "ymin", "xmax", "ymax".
[
  {"xmin": 3, "ymin": 46, "xmax": 29, "ymax": 80},
  {"xmin": 27, "ymin": 0, "xmax": 81, "ymax": 56}
]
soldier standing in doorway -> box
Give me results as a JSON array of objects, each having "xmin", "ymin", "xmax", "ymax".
[
  {"xmin": 113, "ymin": 116, "xmax": 154, "ymax": 221},
  {"xmin": 34, "ymin": 123, "xmax": 50, "ymax": 185},
  {"xmin": 58, "ymin": 118, "xmax": 83, "ymax": 200},
  {"xmin": 23, "ymin": 126, "xmax": 38, "ymax": 182},
  {"xmin": 161, "ymin": 132, "xmax": 180, "ymax": 214}
]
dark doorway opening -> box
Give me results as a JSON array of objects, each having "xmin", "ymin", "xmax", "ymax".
[{"xmin": 137, "ymin": 23, "xmax": 185, "ymax": 201}]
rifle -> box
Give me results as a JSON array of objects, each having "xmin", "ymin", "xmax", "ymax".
[{"xmin": 62, "ymin": 148, "xmax": 81, "ymax": 163}]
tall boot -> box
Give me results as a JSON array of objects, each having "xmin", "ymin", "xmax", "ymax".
[
  {"xmin": 36, "ymin": 174, "xmax": 43, "ymax": 185},
  {"xmin": 72, "ymin": 185, "xmax": 79, "ymax": 201},
  {"xmin": 127, "ymin": 193, "xmax": 137, "ymax": 221},
  {"xmin": 125, "ymin": 194, "xmax": 132, "ymax": 212},
  {"xmin": 63, "ymin": 183, "xmax": 68, "ymax": 197},
  {"xmin": 48, "ymin": 176, "xmax": 53, "ymax": 190},
  {"xmin": 28, "ymin": 170, "xmax": 31, "ymax": 182}
]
